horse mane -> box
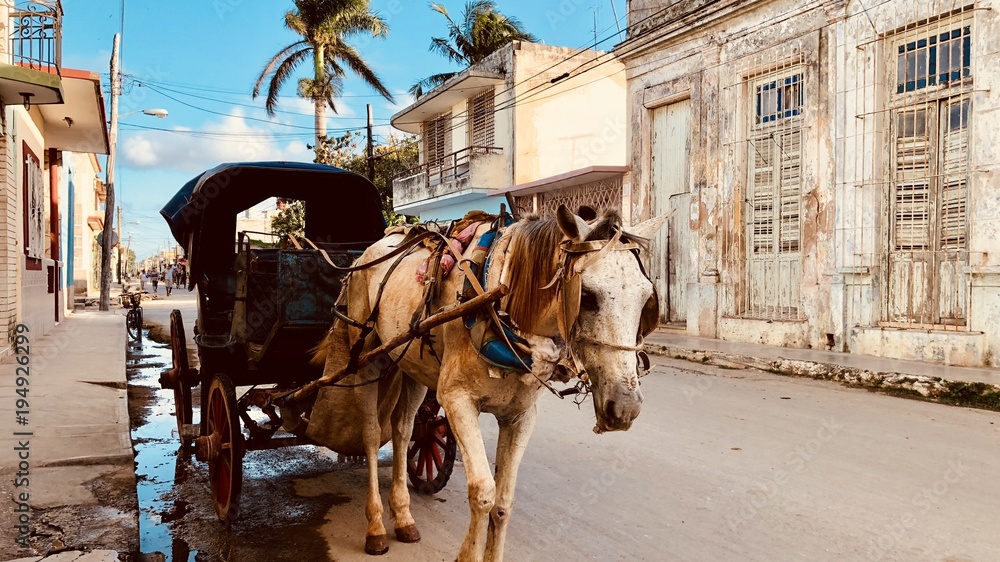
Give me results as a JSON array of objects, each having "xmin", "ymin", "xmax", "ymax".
[
  {"xmin": 505, "ymin": 209, "xmax": 626, "ymax": 333},
  {"xmin": 504, "ymin": 216, "xmax": 563, "ymax": 333}
]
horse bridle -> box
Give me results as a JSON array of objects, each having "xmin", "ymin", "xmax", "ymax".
[{"xmin": 546, "ymin": 226, "xmax": 659, "ymax": 394}]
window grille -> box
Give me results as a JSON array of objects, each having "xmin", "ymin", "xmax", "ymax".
[
  {"xmin": 23, "ymin": 147, "xmax": 44, "ymax": 259},
  {"xmin": 886, "ymin": 15, "xmax": 973, "ymax": 326},
  {"xmin": 510, "ymin": 177, "xmax": 623, "ymax": 219},
  {"xmin": 743, "ymin": 68, "xmax": 805, "ymax": 320},
  {"xmin": 837, "ymin": 5, "xmax": 976, "ymax": 331},
  {"xmin": 468, "ymin": 88, "xmax": 495, "ymax": 148}
]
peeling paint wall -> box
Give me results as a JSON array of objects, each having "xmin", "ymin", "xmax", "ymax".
[{"xmin": 621, "ymin": 0, "xmax": 1000, "ymax": 367}]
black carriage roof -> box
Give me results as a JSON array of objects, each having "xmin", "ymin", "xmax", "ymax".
[{"xmin": 160, "ymin": 161, "xmax": 385, "ymax": 281}]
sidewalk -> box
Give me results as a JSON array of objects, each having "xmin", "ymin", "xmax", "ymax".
[
  {"xmin": 644, "ymin": 330, "xmax": 1000, "ymax": 410},
  {"xmin": 0, "ymin": 312, "xmax": 137, "ymax": 561}
]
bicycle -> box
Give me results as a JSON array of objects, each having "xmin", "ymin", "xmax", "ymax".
[{"xmin": 120, "ymin": 288, "xmax": 146, "ymax": 342}]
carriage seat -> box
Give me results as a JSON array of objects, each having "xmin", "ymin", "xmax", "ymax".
[{"xmin": 232, "ymin": 247, "xmax": 342, "ymax": 346}]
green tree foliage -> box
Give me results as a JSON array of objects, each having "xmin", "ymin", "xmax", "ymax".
[
  {"xmin": 253, "ymin": 0, "xmax": 394, "ymax": 145},
  {"xmin": 314, "ymin": 131, "xmax": 420, "ymax": 225},
  {"xmin": 410, "ymin": 1, "xmax": 536, "ymax": 97},
  {"xmin": 270, "ymin": 199, "xmax": 306, "ymax": 238}
]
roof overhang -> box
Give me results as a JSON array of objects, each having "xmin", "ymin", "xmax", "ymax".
[
  {"xmin": 394, "ymin": 187, "xmax": 496, "ymax": 216},
  {"xmin": 39, "ymin": 68, "xmax": 110, "ymax": 154},
  {"xmin": 489, "ymin": 165, "xmax": 630, "ymax": 197},
  {"xmin": 391, "ymin": 70, "xmax": 504, "ymax": 134},
  {"xmin": 0, "ymin": 62, "xmax": 63, "ymax": 106}
]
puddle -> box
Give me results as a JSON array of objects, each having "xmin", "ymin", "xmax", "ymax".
[
  {"xmin": 126, "ymin": 330, "xmax": 199, "ymax": 561},
  {"xmin": 125, "ymin": 327, "xmax": 395, "ymax": 561}
]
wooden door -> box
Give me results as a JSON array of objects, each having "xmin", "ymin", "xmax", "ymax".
[{"xmin": 650, "ymin": 99, "xmax": 691, "ymax": 324}]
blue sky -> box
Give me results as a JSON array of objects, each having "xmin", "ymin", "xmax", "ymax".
[{"xmin": 60, "ymin": 0, "xmax": 628, "ymax": 259}]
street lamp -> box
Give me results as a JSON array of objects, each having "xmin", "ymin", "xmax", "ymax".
[{"xmin": 122, "ymin": 108, "xmax": 169, "ymax": 119}]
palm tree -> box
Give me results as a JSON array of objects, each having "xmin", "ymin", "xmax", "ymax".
[
  {"xmin": 254, "ymin": 0, "xmax": 394, "ymax": 147},
  {"xmin": 410, "ymin": 1, "xmax": 536, "ymax": 97}
]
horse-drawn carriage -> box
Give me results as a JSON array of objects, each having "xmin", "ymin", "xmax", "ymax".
[
  {"xmin": 159, "ymin": 160, "xmax": 670, "ymax": 560},
  {"xmin": 158, "ymin": 162, "xmax": 457, "ymax": 524}
]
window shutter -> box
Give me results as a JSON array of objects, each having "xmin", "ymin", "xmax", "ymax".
[
  {"xmin": 939, "ymin": 98, "xmax": 969, "ymax": 250},
  {"xmin": 778, "ymin": 129, "xmax": 802, "ymax": 253},
  {"xmin": 423, "ymin": 113, "xmax": 451, "ymax": 164},
  {"xmin": 750, "ymin": 137, "xmax": 774, "ymax": 254},
  {"xmin": 893, "ymin": 109, "xmax": 932, "ymax": 250},
  {"xmin": 468, "ymin": 88, "xmax": 494, "ymax": 148}
]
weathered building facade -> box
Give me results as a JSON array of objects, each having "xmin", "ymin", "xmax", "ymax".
[
  {"xmin": 63, "ymin": 151, "xmax": 105, "ymax": 299},
  {"xmin": 620, "ymin": 0, "xmax": 1000, "ymax": 366},
  {"xmin": 391, "ymin": 41, "xmax": 627, "ymax": 220},
  {"xmin": 0, "ymin": 1, "xmax": 109, "ymax": 359}
]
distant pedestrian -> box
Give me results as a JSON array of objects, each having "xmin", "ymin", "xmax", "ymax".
[
  {"xmin": 139, "ymin": 270, "xmax": 147, "ymax": 291},
  {"xmin": 165, "ymin": 265, "xmax": 175, "ymax": 296},
  {"xmin": 150, "ymin": 270, "xmax": 159, "ymax": 293}
]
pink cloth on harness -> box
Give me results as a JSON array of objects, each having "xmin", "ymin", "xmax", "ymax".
[{"xmin": 415, "ymin": 222, "xmax": 483, "ymax": 283}]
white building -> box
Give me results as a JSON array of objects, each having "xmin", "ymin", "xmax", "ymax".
[
  {"xmin": 619, "ymin": 0, "xmax": 1000, "ymax": 366},
  {"xmin": 391, "ymin": 41, "xmax": 628, "ymax": 221}
]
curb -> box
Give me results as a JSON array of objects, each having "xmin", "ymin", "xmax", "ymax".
[{"xmin": 645, "ymin": 343, "xmax": 1000, "ymax": 412}]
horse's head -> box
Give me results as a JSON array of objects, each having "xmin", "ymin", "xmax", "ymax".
[{"xmin": 554, "ymin": 206, "xmax": 670, "ymax": 433}]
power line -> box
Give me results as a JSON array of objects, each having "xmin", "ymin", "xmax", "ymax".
[
  {"xmin": 379, "ymin": 0, "xmax": 895, "ymax": 164},
  {"xmin": 127, "ymin": 76, "xmax": 394, "ymax": 122},
  {"xmin": 136, "ymin": 82, "xmax": 322, "ymax": 131}
]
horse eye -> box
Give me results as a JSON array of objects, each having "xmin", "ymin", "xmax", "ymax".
[{"xmin": 580, "ymin": 289, "xmax": 599, "ymax": 312}]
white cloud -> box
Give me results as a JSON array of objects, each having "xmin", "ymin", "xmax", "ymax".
[{"xmin": 120, "ymin": 106, "xmax": 314, "ymax": 173}]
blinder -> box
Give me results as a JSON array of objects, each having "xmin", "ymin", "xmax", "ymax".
[{"xmin": 556, "ymin": 233, "xmax": 661, "ymax": 346}]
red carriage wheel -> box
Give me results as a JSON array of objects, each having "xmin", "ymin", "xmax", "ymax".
[
  {"xmin": 195, "ymin": 373, "xmax": 244, "ymax": 526},
  {"xmin": 407, "ymin": 391, "xmax": 457, "ymax": 494},
  {"xmin": 159, "ymin": 310, "xmax": 194, "ymax": 446}
]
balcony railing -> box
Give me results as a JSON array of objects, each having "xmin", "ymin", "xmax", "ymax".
[
  {"xmin": 398, "ymin": 145, "xmax": 502, "ymax": 187},
  {"xmin": 10, "ymin": 1, "xmax": 62, "ymax": 73}
]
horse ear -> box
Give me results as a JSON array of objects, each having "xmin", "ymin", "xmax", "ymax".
[
  {"xmin": 577, "ymin": 205, "xmax": 597, "ymax": 221},
  {"xmin": 627, "ymin": 209, "xmax": 676, "ymax": 241},
  {"xmin": 557, "ymin": 204, "xmax": 592, "ymax": 241}
]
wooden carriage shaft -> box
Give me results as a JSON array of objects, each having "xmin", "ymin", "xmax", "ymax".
[{"xmin": 281, "ymin": 284, "xmax": 510, "ymax": 405}]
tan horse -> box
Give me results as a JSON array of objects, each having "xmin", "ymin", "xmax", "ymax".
[{"xmin": 313, "ymin": 205, "xmax": 670, "ymax": 561}]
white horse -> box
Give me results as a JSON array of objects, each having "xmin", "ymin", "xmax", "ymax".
[{"xmin": 312, "ymin": 205, "xmax": 669, "ymax": 561}]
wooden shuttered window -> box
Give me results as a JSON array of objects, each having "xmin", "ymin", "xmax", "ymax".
[
  {"xmin": 423, "ymin": 113, "xmax": 451, "ymax": 165},
  {"xmin": 888, "ymin": 97, "xmax": 970, "ymax": 325},
  {"xmin": 468, "ymin": 88, "xmax": 495, "ymax": 148},
  {"xmin": 745, "ymin": 71, "xmax": 804, "ymax": 319},
  {"xmin": 893, "ymin": 108, "xmax": 932, "ymax": 251}
]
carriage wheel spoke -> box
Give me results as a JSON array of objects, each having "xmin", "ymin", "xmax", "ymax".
[
  {"xmin": 431, "ymin": 443, "xmax": 443, "ymax": 470},
  {"xmin": 433, "ymin": 434, "xmax": 448, "ymax": 450},
  {"xmin": 425, "ymin": 450, "xmax": 435, "ymax": 481},
  {"xmin": 415, "ymin": 448, "xmax": 426, "ymax": 476}
]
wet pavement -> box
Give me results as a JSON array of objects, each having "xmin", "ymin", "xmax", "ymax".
[{"xmin": 125, "ymin": 330, "xmax": 392, "ymax": 562}]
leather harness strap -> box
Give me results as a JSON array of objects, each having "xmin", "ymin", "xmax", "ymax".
[{"xmin": 300, "ymin": 230, "xmax": 437, "ymax": 273}]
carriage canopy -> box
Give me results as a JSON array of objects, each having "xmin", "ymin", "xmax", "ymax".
[{"xmin": 159, "ymin": 161, "xmax": 386, "ymax": 286}]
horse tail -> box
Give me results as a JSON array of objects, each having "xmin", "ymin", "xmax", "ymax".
[{"xmin": 309, "ymin": 329, "xmax": 336, "ymax": 367}]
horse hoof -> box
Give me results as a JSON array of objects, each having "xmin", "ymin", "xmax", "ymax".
[
  {"xmin": 365, "ymin": 534, "xmax": 389, "ymax": 555},
  {"xmin": 395, "ymin": 524, "xmax": 421, "ymax": 543}
]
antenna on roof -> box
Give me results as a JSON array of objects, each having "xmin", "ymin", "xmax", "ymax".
[{"xmin": 610, "ymin": 0, "xmax": 624, "ymax": 42}]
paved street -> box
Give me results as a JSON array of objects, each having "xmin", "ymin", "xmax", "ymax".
[{"xmin": 132, "ymin": 290, "xmax": 1000, "ymax": 561}]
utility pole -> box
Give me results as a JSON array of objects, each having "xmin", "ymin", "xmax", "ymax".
[
  {"xmin": 116, "ymin": 204, "xmax": 122, "ymax": 284},
  {"xmin": 366, "ymin": 104, "xmax": 375, "ymax": 182},
  {"xmin": 99, "ymin": 33, "xmax": 121, "ymax": 311}
]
